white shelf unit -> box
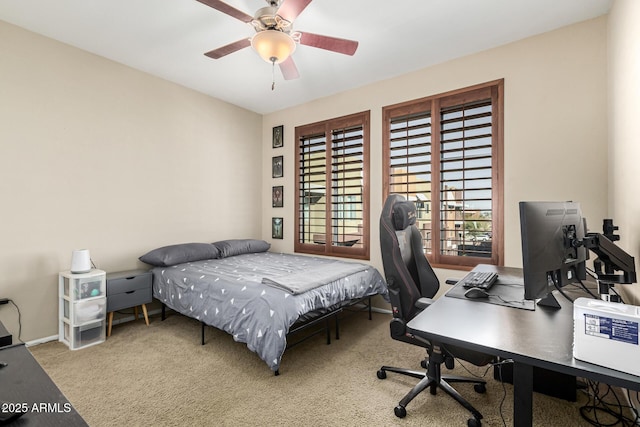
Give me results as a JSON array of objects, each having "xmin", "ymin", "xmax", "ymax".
[{"xmin": 58, "ymin": 269, "xmax": 107, "ymax": 350}]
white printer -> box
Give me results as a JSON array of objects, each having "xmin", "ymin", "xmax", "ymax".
[{"xmin": 573, "ymin": 297, "xmax": 640, "ymax": 376}]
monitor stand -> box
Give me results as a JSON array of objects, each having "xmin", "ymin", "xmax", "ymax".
[{"xmin": 537, "ymin": 292, "xmax": 561, "ymax": 309}]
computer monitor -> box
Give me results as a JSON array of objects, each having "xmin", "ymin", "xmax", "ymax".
[{"xmin": 519, "ymin": 201, "xmax": 588, "ymax": 308}]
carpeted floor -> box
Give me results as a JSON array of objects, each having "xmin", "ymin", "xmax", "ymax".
[{"xmin": 29, "ymin": 310, "xmax": 609, "ymax": 426}]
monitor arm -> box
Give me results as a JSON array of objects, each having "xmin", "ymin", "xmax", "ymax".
[{"xmin": 575, "ymin": 219, "xmax": 637, "ymax": 301}]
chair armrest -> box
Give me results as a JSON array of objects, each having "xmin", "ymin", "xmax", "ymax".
[{"xmin": 415, "ymin": 297, "xmax": 434, "ymax": 310}]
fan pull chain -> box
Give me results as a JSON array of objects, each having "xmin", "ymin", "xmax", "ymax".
[{"xmin": 271, "ymin": 59, "xmax": 276, "ymax": 91}]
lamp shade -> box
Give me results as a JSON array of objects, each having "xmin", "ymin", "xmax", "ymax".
[
  {"xmin": 70, "ymin": 249, "xmax": 91, "ymax": 274},
  {"xmin": 251, "ymin": 30, "xmax": 296, "ymax": 64}
]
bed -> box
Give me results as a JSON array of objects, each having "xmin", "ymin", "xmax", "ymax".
[{"xmin": 140, "ymin": 240, "xmax": 388, "ymax": 374}]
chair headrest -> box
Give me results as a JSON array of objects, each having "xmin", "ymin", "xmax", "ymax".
[{"xmin": 392, "ymin": 201, "xmax": 417, "ymax": 230}]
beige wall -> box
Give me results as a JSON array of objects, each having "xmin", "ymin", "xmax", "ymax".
[
  {"xmin": 0, "ymin": 21, "xmax": 263, "ymax": 341},
  {"xmin": 2, "ymin": 11, "xmax": 628, "ymax": 343},
  {"xmin": 262, "ymin": 17, "xmax": 609, "ymax": 287},
  {"xmin": 608, "ymin": 0, "xmax": 640, "ymax": 305}
]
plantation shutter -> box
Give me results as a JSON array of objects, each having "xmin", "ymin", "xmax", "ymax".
[
  {"xmin": 439, "ymin": 98, "xmax": 494, "ymax": 259},
  {"xmin": 298, "ymin": 131, "xmax": 327, "ymax": 246},
  {"xmin": 387, "ymin": 110, "xmax": 433, "ymax": 254},
  {"xmin": 331, "ymin": 124, "xmax": 365, "ymax": 249},
  {"xmin": 295, "ymin": 111, "xmax": 370, "ymax": 260},
  {"xmin": 383, "ymin": 80, "xmax": 503, "ymax": 268}
]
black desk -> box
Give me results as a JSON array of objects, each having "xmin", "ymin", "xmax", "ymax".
[
  {"xmin": 406, "ymin": 264, "xmax": 640, "ymax": 427},
  {"xmin": 0, "ymin": 343, "xmax": 87, "ymax": 426}
]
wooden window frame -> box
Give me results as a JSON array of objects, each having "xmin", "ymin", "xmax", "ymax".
[
  {"xmin": 295, "ymin": 111, "xmax": 371, "ymax": 260},
  {"xmin": 382, "ymin": 80, "xmax": 504, "ymax": 269}
]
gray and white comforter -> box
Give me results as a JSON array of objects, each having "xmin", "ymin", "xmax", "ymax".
[{"xmin": 152, "ymin": 252, "xmax": 388, "ymax": 372}]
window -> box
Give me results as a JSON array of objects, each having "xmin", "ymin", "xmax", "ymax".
[
  {"xmin": 383, "ymin": 80, "xmax": 503, "ymax": 268},
  {"xmin": 295, "ymin": 111, "xmax": 370, "ymax": 260}
]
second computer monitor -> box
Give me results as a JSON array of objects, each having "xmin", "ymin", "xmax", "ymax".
[{"xmin": 519, "ymin": 201, "xmax": 587, "ymax": 307}]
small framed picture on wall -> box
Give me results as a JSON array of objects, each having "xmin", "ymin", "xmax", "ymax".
[
  {"xmin": 272, "ymin": 217, "xmax": 283, "ymax": 239},
  {"xmin": 272, "ymin": 125, "xmax": 284, "ymax": 148},
  {"xmin": 272, "ymin": 155, "xmax": 283, "ymax": 178},
  {"xmin": 272, "ymin": 186, "xmax": 283, "ymax": 207}
]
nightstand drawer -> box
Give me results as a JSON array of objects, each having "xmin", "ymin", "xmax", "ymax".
[
  {"xmin": 107, "ymin": 270, "xmax": 151, "ymax": 294},
  {"xmin": 108, "ymin": 290, "xmax": 151, "ymax": 312},
  {"xmin": 106, "ymin": 270, "xmax": 152, "ymax": 312}
]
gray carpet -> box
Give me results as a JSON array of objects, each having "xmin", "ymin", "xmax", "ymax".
[{"xmin": 30, "ymin": 311, "xmax": 604, "ymax": 426}]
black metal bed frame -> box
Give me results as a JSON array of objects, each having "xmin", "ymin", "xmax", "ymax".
[{"xmin": 160, "ymin": 295, "xmax": 374, "ymax": 375}]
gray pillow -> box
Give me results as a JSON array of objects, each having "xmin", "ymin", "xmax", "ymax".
[
  {"xmin": 213, "ymin": 239, "xmax": 271, "ymax": 258},
  {"xmin": 139, "ymin": 243, "xmax": 220, "ymax": 266}
]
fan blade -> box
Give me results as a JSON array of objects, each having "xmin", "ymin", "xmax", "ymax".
[
  {"xmin": 196, "ymin": 0, "xmax": 253, "ymax": 23},
  {"xmin": 279, "ymin": 56, "xmax": 300, "ymax": 80},
  {"xmin": 204, "ymin": 38, "xmax": 251, "ymax": 59},
  {"xmin": 299, "ymin": 32, "xmax": 359, "ymax": 55},
  {"xmin": 277, "ymin": 0, "xmax": 312, "ymax": 23}
]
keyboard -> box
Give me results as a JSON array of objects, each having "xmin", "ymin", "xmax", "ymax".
[{"xmin": 460, "ymin": 271, "xmax": 498, "ymax": 291}]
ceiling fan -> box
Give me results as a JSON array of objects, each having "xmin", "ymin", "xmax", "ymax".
[{"xmin": 197, "ymin": 0, "xmax": 359, "ymax": 81}]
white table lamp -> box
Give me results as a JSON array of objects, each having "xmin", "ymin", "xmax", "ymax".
[{"xmin": 70, "ymin": 249, "xmax": 91, "ymax": 273}]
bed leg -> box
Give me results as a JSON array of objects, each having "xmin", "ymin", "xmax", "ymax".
[
  {"xmin": 161, "ymin": 304, "xmax": 166, "ymax": 321},
  {"xmin": 274, "ymin": 370, "xmax": 280, "ymax": 376},
  {"xmin": 201, "ymin": 322, "xmax": 205, "ymax": 345},
  {"xmin": 325, "ymin": 318, "xmax": 331, "ymax": 345},
  {"xmin": 335, "ymin": 313, "xmax": 340, "ymax": 340},
  {"xmin": 368, "ymin": 296, "xmax": 372, "ymax": 320}
]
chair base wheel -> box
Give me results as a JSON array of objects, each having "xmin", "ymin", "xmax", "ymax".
[
  {"xmin": 377, "ymin": 369, "xmax": 387, "ymax": 379},
  {"xmin": 468, "ymin": 417, "xmax": 481, "ymax": 427},
  {"xmin": 474, "ymin": 383, "xmax": 486, "ymax": 393},
  {"xmin": 445, "ymin": 355, "xmax": 455, "ymax": 370},
  {"xmin": 394, "ymin": 405, "xmax": 407, "ymax": 418}
]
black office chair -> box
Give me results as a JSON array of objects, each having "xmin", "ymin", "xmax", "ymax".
[{"xmin": 376, "ymin": 194, "xmax": 494, "ymax": 427}]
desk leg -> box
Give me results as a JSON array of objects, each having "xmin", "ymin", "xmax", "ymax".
[{"xmin": 513, "ymin": 362, "xmax": 533, "ymax": 427}]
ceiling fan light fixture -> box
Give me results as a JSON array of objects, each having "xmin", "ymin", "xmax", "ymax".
[{"xmin": 251, "ymin": 30, "xmax": 296, "ymax": 64}]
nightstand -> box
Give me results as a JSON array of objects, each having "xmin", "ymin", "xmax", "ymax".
[{"xmin": 106, "ymin": 269, "xmax": 152, "ymax": 337}]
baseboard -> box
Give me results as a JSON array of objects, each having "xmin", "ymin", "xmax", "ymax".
[
  {"xmin": 108, "ymin": 307, "xmax": 163, "ymax": 327},
  {"xmin": 26, "ymin": 335, "xmax": 58, "ymax": 347},
  {"xmin": 26, "ymin": 308, "xmax": 164, "ymax": 347},
  {"xmin": 345, "ymin": 302, "xmax": 391, "ymax": 315}
]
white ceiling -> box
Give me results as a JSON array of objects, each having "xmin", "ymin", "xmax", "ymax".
[{"xmin": 0, "ymin": 0, "xmax": 612, "ymax": 114}]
